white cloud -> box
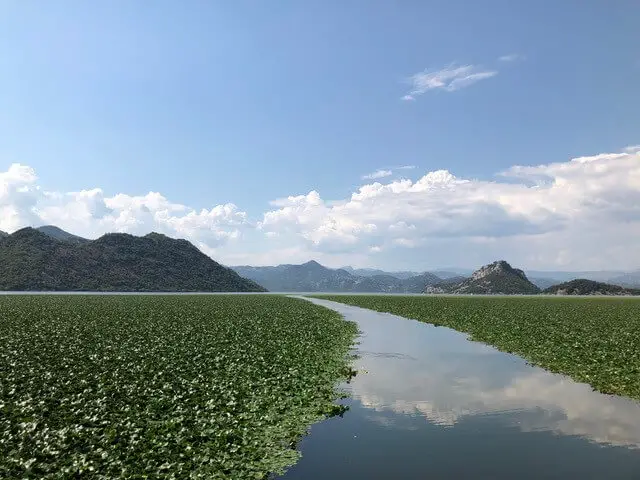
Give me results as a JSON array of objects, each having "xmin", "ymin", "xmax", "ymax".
[
  {"xmin": 334, "ymin": 304, "xmax": 640, "ymax": 448},
  {"xmin": 403, "ymin": 63, "xmax": 498, "ymax": 99},
  {"xmin": 0, "ymin": 165, "xmax": 248, "ymax": 253},
  {"xmin": 357, "ymin": 359, "xmax": 640, "ymax": 448},
  {"xmin": 258, "ymin": 147, "xmax": 640, "ymax": 270},
  {"xmin": 498, "ymin": 53, "xmax": 524, "ymax": 62},
  {"xmin": 3, "ymin": 145, "xmax": 640, "ymax": 270},
  {"xmin": 0, "ymin": 164, "xmax": 41, "ymax": 232},
  {"xmin": 363, "ymin": 169, "xmax": 393, "ymax": 180}
]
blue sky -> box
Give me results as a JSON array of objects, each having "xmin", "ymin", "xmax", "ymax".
[{"xmin": 1, "ymin": 1, "xmax": 639, "ymax": 271}]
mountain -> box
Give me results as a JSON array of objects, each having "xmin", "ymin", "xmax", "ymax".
[
  {"xmin": 399, "ymin": 272, "xmax": 443, "ymax": 292},
  {"xmin": 524, "ymin": 270, "xmax": 626, "ymax": 283},
  {"xmin": 432, "ymin": 275, "xmax": 468, "ymax": 286},
  {"xmin": 607, "ymin": 271, "xmax": 640, "ymax": 288},
  {"xmin": 426, "ymin": 260, "xmax": 540, "ymax": 295},
  {"xmin": 232, "ymin": 261, "xmax": 442, "ymax": 293},
  {"xmin": 528, "ymin": 277, "xmax": 558, "ymax": 290},
  {"xmin": 340, "ymin": 266, "xmax": 421, "ymax": 280},
  {"xmin": 0, "ymin": 227, "xmax": 265, "ymax": 292},
  {"xmin": 0, "ymin": 230, "xmax": 7, "ymax": 238},
  {"xmin": 431, "ymin": 270, "xmax": 471, "ymax": 280},
  {"xmin": 35, "ymin": 225, "xmax": 88, "ymax": 243},
  {"xmin": 543, "ymin": 279, "xmax": 640, "ymax": 296}
]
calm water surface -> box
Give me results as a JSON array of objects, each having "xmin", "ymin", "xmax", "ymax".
[{"xmin": 281, "ymin": 297, "xmax": 640, "ymax": 479}]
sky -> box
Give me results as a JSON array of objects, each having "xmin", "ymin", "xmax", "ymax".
[{"xmin": 1, "ymin": 1, "xmax": 639, "ymax": 271}]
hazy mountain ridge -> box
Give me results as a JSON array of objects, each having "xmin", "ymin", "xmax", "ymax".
[
  {"xmin": 543, "ymin": 279, "xmax": 640, "ymax": 296},
  {"xmin": 35, "ymin": 225, "xmax": 89, "ymax": 244},
  {"xmin": 228, "ymin": 260, "xmax": 640, "ymax": 294},
  {"xmin": 426, "ymin": 261, "xmax": 541, "ymax": 295},
  {"xmin": 340, "ymin": 266, "xmax": 421, "ymax": 280},
  {"xmin": 606, "ymin": 271, "xmax": 640, "ymax": 288},
  {"xmin": 232, "ymin": 261, "xmax": 442, "ymax": 293},
  {"xmin": 0, "ymin": 227, "xmax": 265, "ymax": 292},
  {"xmin": 528, "ymin": 277, "xmax": 558, "ymax": 290},
  {"xmin": 523, "ymin": 270, "xmax": 634, "ymax": 286}
]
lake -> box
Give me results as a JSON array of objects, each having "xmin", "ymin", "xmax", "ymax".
[{"xmin": 280, "ymin": 297, "xmax": 640, "ymax": 479}]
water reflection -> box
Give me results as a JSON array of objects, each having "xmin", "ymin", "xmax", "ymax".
[
  {"xmin": 281, "ymin": 297, "xmax": 640, "ymax": 479},
  {"xmin": 354, "ymin": 326, "xmax": 640, "ymax": 447}
]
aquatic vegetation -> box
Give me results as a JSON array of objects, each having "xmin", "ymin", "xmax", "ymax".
[
  {"xmin": 0, "ymin": 295, "xmax": 357, "ymax": 478},
  {"xmin": 313, "ymin": 295, "xmax": 640, "ymax": 401}
]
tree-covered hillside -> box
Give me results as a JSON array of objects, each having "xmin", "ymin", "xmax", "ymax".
[
  {"xmin": 0, "ymin": 228, "xmax": 266, "ymax": 292},
  {"xmin": 543, "ymin": 279, "xmax": 640, "ymax": 296}
]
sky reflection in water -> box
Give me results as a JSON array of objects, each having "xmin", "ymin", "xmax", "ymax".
[{"xmin": 281, "ymin": 297, "xmax": 640, "ymax": 479}]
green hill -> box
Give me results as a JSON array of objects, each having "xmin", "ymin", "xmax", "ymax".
[
  {"xmin": 0, "ymin": 227, "xmax": 266, "ymax": 292},
  {"xmin": 543, "ymin": 279, "xmax": 640, "ymax": 296}
]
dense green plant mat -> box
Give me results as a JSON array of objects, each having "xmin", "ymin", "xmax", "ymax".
[
  {"xmin": 0, "ymin": 295, "xmax": 357, "ymax": 478},
  {"xmin": 313, "ymin": 295, "xmax": 640, "ymax": 401}
]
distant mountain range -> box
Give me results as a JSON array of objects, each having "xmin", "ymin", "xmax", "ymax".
[
  {"xmin": 426, "ymin": 261, "xmax": 541, "ymax": 295},
  {"xmin": 345, "ymin": 266, "xmax": 640, "ymax": 289},
  {"xmin": 231, "ymin": 261, "xmax": 442, "ymax": 293},
  {"xmin": 234, "ymin": 258, "xmax": 640, "ymax": 295},
  {"xmin": 1, "ymin": 225, "xmax": 639, "ymax": 294},
  {"xmin": 340, "ymin": 266, "xmax": 422, "ymax": 280},
  {"xmin": 0, "ymin": 226, "xmax": 265, "ymax": 292},
  {"xmin": 606, "ymin": 271, "xmax": 640, "ymax": 288},
  {"xmin": 336, "ymin": 265, "xmax": 640, "ymax": 288},
  {"xmin": 527, "ymin": 277, "xmax": 558, "ymax": 290},
  {"xmin": 340, "ymin": 266, "xmax": 466, "ymax": 280},
  {"xmin": 525, "ymin": 270, "xmax": 628, "ymax": 283}
]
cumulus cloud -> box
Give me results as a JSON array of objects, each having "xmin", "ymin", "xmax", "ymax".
[
  {"xmin": 363, "ymin": 169, "xmax": 393, "ymax": 180},
  {"xmin": 258, "ymin": 147, "xmax": 640, "ymax": 270},
  {"xmin": 0, "ymin": 164, "xmax": 248, "ymax": 252},
  {"xmin": 0, "ymin": 164, "xmax": 41, "ymax": 231},
  {"xmin": 340, "ymin": 306, "xmax": 640, "ymax": 448},
  {"xmin": 357, "ymin": 360, "xmax": 640, "ymax": 448},
  {"xmin": 3, "ymin": 145, "xmax": 640, "ymax": 270},
  {"xmin": 402, "ymin": 63, "xmax": 498, "ymax": 100}
]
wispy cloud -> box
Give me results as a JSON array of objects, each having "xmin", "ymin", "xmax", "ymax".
[
  {"xmin": 498, "ymin": 53, "xmax": 523, "ymax": 62},
  {"xmin": 363, "ymin": 169, "xmax": 393, "ymax": 180},
  {"xmin": 402, "ymin": 64, "xmax": 498, "ymax": 100},
  {"xmin": 396, "ymin": 165, "xmax": 416, "ymax": 170}
]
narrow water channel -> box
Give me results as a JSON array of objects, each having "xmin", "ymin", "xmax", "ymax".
[{"xmin": 281, "ymin": 297, "xmax": 640, "ymax": 479}]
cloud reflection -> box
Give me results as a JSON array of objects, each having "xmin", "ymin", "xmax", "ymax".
[{"xmin": 316, "ymin": 299, "xmax": 640, "ymax": 449}]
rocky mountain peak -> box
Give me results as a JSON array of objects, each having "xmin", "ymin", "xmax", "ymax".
[
  {"xmin": 428, "ymin": 260, "xmax": 539, "ymax": 295},
  {"xmin": 471, "ymin": 260, "xmax": 528, "ymax": 281},
  {"xmin": 301, "ymin": 260, "xmax": 324, "ymax": 269}
]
